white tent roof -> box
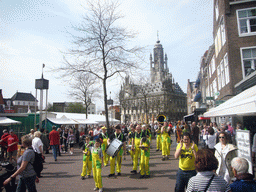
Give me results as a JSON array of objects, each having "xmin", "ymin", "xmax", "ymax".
[
  {"xmin": 0, "ymin": 117, "xmax": 21, "ymax": 126},
  {"xmin": 47, "ymin": 117, "xmax": 78, "ymax": 125},
  {"xmin": 50, "ymin": 112, "xmax": 120, "ymax": 125},
  {"xmin": 204, "ymin": 85, "xmax": 256, "ymax": 117},
  {"xmin": 72, "ymin": 119, "xmax": 98, "ymax": 125}
]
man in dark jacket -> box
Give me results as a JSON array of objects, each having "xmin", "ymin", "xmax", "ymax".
[{"xmin": 230, "ymin": 157, "xmax": 256, "ymax": 192}]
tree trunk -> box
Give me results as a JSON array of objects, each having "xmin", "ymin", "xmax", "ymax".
[{"xmin": 103, "ymin": 78, "xmax": 109, "ymax": 129}]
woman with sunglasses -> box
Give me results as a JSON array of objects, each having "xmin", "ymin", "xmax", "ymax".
[{"xmin": 214, "ymin": 131, "xmax": 237, "ymax": 184}]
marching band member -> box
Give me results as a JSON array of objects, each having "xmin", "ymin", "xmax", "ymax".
[
  {"xmin": 130, "ymin": 125, "xmax": 144, "ymax": 174},
  {"xmin": 99, "ymin": 126, "xmax": 109, "ymax": 166},
  {"xmin": 81, "ymin": 137, "xmax": 92, "ymax": 180},
  {"xmin": 91, "ymin": 138, "xmax": 104, "ymax": 192},
  {"xmin": 161, "ymin": 121, "xmax": 171, "ymax": 161},
  {"xmin": 107, "ymin": 125, "xmax": 126, "ymax": 177},
  {"xmin": 128, "ymin": 125, "xmax": 136, "ymax": 161},
  {"xmin": 139, "ymin": 137, "xmax": 150, "ymax": 178},
  {"xmin": 156, "ymin": 124, "xmax": 162, "ymax": 151}
]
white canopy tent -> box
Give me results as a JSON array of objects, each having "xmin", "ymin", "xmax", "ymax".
[
  {"xmin": 50, "ymin": 112, "xmax": 120, "ymax": 125},
  {"xmin": 47, "ymin": 116, "xmax": 78, "ymax": 125},
  {"xmin": 0, "ymin": 117, "xmax": 21, "ymax": 126},
  {"xmin": 204, "ymin": 85, "xmax": 256, "ymax": 117}
]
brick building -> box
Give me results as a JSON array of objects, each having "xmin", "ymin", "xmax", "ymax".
[{"xmin": 187, "ymin": 0, "xmax": 256, "ymax": 124}]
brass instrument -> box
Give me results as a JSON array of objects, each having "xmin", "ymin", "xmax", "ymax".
[{"xmin": 156, "ymin": 114, "xmax": 166, "ymax": 124}]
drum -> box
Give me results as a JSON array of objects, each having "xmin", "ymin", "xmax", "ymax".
[{"xmin": 106, "ymin": 138, "xmax": 123, "ymax": 157}]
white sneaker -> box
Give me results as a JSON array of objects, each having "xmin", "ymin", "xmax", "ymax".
[{"xmin": 94, "ymin": 187, "xmax": 99, "ymax": 191}]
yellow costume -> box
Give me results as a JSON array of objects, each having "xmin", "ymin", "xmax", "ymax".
[
  {"xmin": 81, "ymin": 143, "xmax": 92, "ymax": 177},
  {"xmin": 161, "ymin": 126, "xmax": 170, "ymax": 157},
  {"xmin": 176, "ymin": 143, "xmax": 198, "ymax": 170},
  {"xmin": 132, "ymin": 132, "xmax": 142, "ymax": 171},
  {"xmin": 140, "ymin": 140, "xmax": 150, "ymax": 176},
  {"xmin": 156, "ymin": 128, "xmax": 162, "ymax": 151},
  {"xmin": 128, "ymin": 131, "xmax": 135, "ymax": 160},
  {"xmin": 92, "ymin": 147, "xmax": 103, "ymax": 189},
  {"xmin": 109, "ymin": 133, "xmax": 125, "ymax": 175},
  {"xmin": 101, "ymin": 133, "xmax": 109, "ymax": 166}
]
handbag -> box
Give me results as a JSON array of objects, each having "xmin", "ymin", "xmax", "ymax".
[{"xmin": 192, "ymin": 174, "xmax": 215, "ymax": 192}]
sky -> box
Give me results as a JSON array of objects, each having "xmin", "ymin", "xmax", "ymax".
[{"xmin": 0, "ymin": 0, "xmax": 213, "ymax": 112}]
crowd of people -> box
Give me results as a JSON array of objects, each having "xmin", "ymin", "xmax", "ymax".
[{"xmin": 0, "ymin": 120, "xmax": 256, "ymax": 192}]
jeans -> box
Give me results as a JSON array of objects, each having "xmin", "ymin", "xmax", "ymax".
[
  {"xmin": 16, "ymin": 175, "xmax": 37, "ymax": 192},
  {"xmin": 175, "ymin": 168, "xmax": 196, "ymax": 192},
  {"xmin": 51, "ymin": 145, "xmax": 58, "ymax": 160}
]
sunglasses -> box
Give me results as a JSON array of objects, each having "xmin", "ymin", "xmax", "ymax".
[{"xmin": 219, "ymin": 136, "xmax": 225, "ymax": 139}]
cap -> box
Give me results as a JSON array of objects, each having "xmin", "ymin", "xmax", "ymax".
[
  {"xmin": 3, "ymin": 129, "xmax": 8, "ymax": 133},
  {"xmin": 9, "ymin": 129, "xmax": 14, "ymax": 133},
  {"xmin": 101, "ymin": 126, "xmax": 107, "ymax": 130}
]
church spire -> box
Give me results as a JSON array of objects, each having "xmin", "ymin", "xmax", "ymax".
[{"xmin": 157, "ymin": 31, "xmax": 160, "ymax": 43}]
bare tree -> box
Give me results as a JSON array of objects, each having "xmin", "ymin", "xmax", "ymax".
[
  {"xmin": 59, "ymin": 0, "xmax": 143, "ymax": 128},
  {"xmin": 69, "ymin": 73, "xmax": 101, "ymax": 118}
]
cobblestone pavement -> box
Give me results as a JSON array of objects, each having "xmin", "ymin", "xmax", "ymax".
[{"xmin": 36, "ymin": 136, "xmax": 179, "ymax": 192}]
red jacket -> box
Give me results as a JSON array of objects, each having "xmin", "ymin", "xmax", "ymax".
[
  {"xmin": 0, "ymin": 133, "xmax": 9, "ymax": 147},
  {"xmin": 49, "ymin": 130, "xmax": 60, "ymax": 145}
]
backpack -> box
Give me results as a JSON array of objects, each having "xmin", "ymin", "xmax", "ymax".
[{"xmin": 28, "ymin": 148, "xmax": 44, "ymax": 176}]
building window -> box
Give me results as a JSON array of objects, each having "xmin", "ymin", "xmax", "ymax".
[
  {"xmin": 23, "ymin": 102, "xmax": 25, "ymax": 105},
  {"xmin": 224, "ymin": 54, "xmax": 230, "ymax": 84},
  {"xmin": 208, "ymin": 65, "xmax": 212, "ymax": 78},
  {"xmin": 217, "ymin": 65, "xmax": 221, "ymax": 90},
  {"xmin": 215, "ymin": 16, "xmax": 226, "ymax": 57},
  {"xmin": 215, "ymin": 0, "xmax": 219, "ymax": 21},
  {"xmin": 237, "ymin": 7, "xmax": 256, "ymax": 36},
  {"xmin": 18, "ymin": 102, "xmax": 20, "ymax": 105},
  {"xmin": 211, "ymin": 57, "xmax": 216, "ymax": 74},
  {"xmin": 220, "ymin": 18, "xmax": 226, "ymax": 46},
  {"xmin": 220, "ymin": 60, "xmax": 226, "ymax": 88},
  {"xmin": 241, "ymin": 47, "xmax": 256, "ymax": 77},
  {"xmin": 213, "ymin": 79, "xmax": 218, "ymax": 99}
]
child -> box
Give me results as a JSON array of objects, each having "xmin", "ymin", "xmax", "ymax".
[
  {"xmin": 91, "ymin": 138, "xmax": 103, "ymax": 192},
  {"xmin": 139, "ymin": 137, "xmax": 150, "ymax": 178},
  {"xmin": 81, "ymin": 137, "xmax": 92, "ymax": 180}
]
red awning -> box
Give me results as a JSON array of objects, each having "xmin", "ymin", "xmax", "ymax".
[{"xmin": 198, "ymin": 116, "xmax": 210, "ymax": 120}]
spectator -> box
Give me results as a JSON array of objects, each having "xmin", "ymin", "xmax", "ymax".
[
  {"xmin": 212, "ymin": 122, "xmax": 218, "ymax": 133},
  {"xmin": 0, "ymin": 130, "xmax": 19, "ymax": 162},
  {"xmin": 206, "ymin": 127, "xmax": 216, "ymax": 154},
  {"xmin": 215, "ymin": 131, "xmax": 237, "ymax": 184},
  {"xmin": 40, "ymin": 129, "xmax": 49, "ymax": 154},
  {"xmin": 230, "ymin": 157, "xmax": 256, "ymax": 192},
  {"xmin": 62, "ymin": 128, "xmax": 69, "ymax": 153},
  {"xmin": 57, "ymin": 128, "xmax": 63, "ymax": 156},
  {"xmin": 202, "ymin": 124, "xmax": 208, "ymax": 148},
  {"xmin": 29, "ymin": 129, "xmax": 35, "ymax": 138},
  {"xmin": 0, "ymin": 129, "xmax": 9, "ymax": 160},
  {"xmin": 190, "ymin": 122, "xmax": 199, "ymax": 146},
  {"xmin": 4, "ymin": 135, "xmax": 37, "ymax": 192},
  {"xmin": 67, "ymin": 129, "xmax": 76, "ymax": 155},
  {"xmin": 49, "ymin": 126, "xmax": 60, "ymax": 161},
  {"xmin": 93, "ymin": 126, "xmax": 101, "ymax": 140},
  {"xmin": 174, "ymin": 133, "xmax": 198, "ymax": 192},
  {"xmin": 32, "ymin": 131, "xmax": 44, "ymax": 177},
  {"xmin": 176, "ymin": 121, "xmax": 182, "ymax": 143},
  {"xmin": 186, "ymin": 149, "xmax": 231, "ymax": 192}
]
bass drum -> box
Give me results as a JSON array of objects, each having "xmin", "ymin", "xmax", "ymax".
[{"xmin": 106, "ymin": 138, "xmax": 123, "ymax": 157}]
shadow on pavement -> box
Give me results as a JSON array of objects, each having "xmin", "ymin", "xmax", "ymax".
[
  {"xmin": 104, "ymin": 187, "xmax": 148, "ymax": 191},
  {"xmin": 42, "ymin": 171, "xmax": 77, "ymax": 178}
]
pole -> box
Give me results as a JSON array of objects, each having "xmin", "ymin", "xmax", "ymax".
[
  {"xmin": 39, "ymin": 89, "xmax": 43, "ymax": 130},
  {"xmin": 34, "ymin": 89, "xmax": 37, "ymax": 129},
  {"xmin": 45, "ymin": 89, "xmax": 48, "ymax": 131}
]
